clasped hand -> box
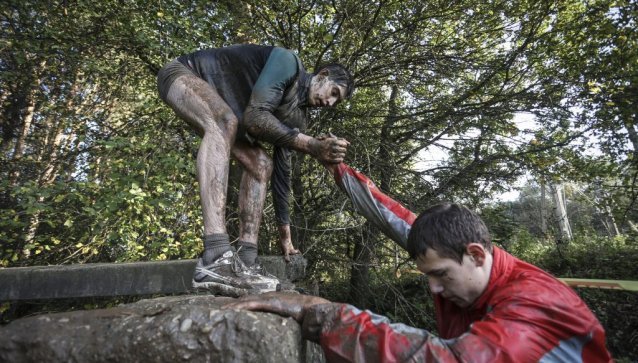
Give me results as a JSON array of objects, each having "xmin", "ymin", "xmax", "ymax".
[
  {"xmin": 312, "ymin": 133, "xmax": 349, "ymax": 164},
  {"xmin": 222, "ymin": 292, "xmax": 332, "ymax": 342}
]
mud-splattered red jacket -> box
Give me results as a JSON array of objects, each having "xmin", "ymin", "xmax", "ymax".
[{"xmin": 310, "ymin": 163, "xmax": 612, "ymax": 362}]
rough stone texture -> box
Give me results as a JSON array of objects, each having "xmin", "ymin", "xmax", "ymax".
[
  {"xmin": 0, "ymin": 295, "xmax": 325, "ymax": 363},
  {"xmin": 260, "ymin": 254, "xmax": 307, "ymax": 283},
  {"xmin": 0, "ymin": 255, "xmax": 307, "ymax": 301}
]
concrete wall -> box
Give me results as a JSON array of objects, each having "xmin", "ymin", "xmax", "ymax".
[{"xmin": 0, "ymin": 255, "xmax": 306, "ymax": 300}]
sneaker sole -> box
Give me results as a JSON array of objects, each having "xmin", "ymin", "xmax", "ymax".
[
  {"xmin": 192, "ymin": 280, "xmax": 249, "ymax": 298},
  {"xmin": 192, "ymin": 280, "xmax": 280, "ymax": 297}
]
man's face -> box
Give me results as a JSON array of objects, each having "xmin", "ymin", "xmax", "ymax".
[
  {"xmin": 415, "ymin": 245, "xmax": 490, "ymax": 308},
  {"xmin": 308, "ymin": 76, "xmax": 346, "ymax": 108}
]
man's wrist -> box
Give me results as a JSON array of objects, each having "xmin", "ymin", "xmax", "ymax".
[
  {"xmin": 301, "ymin": 303, "xmax": 340, "ymax": 342},
  {"xmin": 278, "ymin": 224, "xmax": 292, "ymax": 242},
  {"xmin": 291, "ymin": 133, "xmax": 318, "ymax": 156}
]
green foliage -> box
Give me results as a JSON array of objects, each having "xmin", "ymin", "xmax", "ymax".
[{"xmin": 514, "ymin": 233, "xmax": 638, "ymax": 280}]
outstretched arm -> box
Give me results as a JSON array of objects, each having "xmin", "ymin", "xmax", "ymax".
[
  {"xmin": 222, "ymin": 292, "xmax": 329, "ymax": 328},
  {"xmin": 223, "ymin": 293, "xmax": 459, "ymax": 362},
  {"xmin": 271, "ymin": 146, "xmax": 300, "ymax": 261},
  {"xmin": 325, "ymin": 163, "xmax": 416, "ymax": 250}
]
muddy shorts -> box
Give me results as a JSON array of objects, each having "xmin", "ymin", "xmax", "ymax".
[{"xmin": 157, "ymin": 59, "xmax": 196, "ymax": 102}]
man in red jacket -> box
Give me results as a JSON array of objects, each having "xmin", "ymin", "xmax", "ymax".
[{"xmin": 226, "ymin": 163, "xmax": 613, "ymax": 362}]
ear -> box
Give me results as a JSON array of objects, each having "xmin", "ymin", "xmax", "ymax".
[
  {"xmin": 465, "ymin": 243, "xmax": 487, "ymax": 266},
  {"xmin": 317, "ymin": 68, "xmax": 330, "ymax": 77}
]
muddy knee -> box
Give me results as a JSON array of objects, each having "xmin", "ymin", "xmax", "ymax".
[
  {"xmin": 198, "ymin": 110, "xmax": 238, "ymax": 139},
  {"xmin": 216, "ymin": 111, "xmax": 239, "ymax": 137},
  {"xmin": 163, "ymin": 74, "xmax": 239, "ymax": 138}
]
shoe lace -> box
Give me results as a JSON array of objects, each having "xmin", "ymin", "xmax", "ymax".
[{"xmin": 230, "ymin": 248, "xmax": 248, "ymax": 274}]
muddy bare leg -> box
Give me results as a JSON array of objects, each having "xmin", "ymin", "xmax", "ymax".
[
  {"xmin": 232, "ymin": 141, "xmax": 273, "ymax": 266},
  {"xmin": 164, "ymin": 74, "xmax": 238, "ymax": 261}
]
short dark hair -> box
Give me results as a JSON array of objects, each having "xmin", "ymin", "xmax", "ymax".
[
  {"xmin": 315, "ymin": 63, "xmax": 354, "ymax": 99},
  {"xmin": 407, "ymin": 203, "xmax": 492, "ymax": 264}
]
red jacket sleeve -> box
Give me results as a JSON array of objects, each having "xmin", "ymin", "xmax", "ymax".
[
  {"xmin": 313, "ymin": 304, "xmax": 461, "ymax": 363},
  {"xmin": 332, "ymin": 163, "xmax": 415, "ymax": 250},
  {"xmin": 314, "ymin": 300, "xmax": 610, "ymax": 363}
]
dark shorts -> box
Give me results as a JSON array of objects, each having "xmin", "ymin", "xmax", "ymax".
[
  {"xmin": 156, "ymin": 58, "xmax": 256, "ymax": 145},
  {"xmin": 156, "ymin": 59, "xmax": 195, "ymax": 102}
]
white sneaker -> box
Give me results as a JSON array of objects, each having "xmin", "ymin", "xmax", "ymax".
[{"xmin": 192, "ymin": 251, "xmax": 280, "ymax": 296}]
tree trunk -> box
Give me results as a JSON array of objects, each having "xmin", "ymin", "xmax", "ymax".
[
  {"xmin": 8, "ymin": 60, "xmax": 47, "ymax": 186},
  {"xmin": 593, "ymin": 187, "xmax": 620, "ymax": 238},
  {"xmin": 378, "ymin": 85, "xmax": 399, "ymax": 193},
  {"xmin": 0, "ymin": 83, "xmax": 17, "ymax": 154},
  {"xmin": 552, "ymin": 184, "xmax": 572, "ymax": 242},
  {"xmin": 349, "ymin": 226, "xmax": 374, "ymax": 308},
  {"xmin": 603, "ymin": 205, "xmax": 620, "ymax": 237},
  {"xmin": 623, "ymin": 116, "xmax": 638, "ymax": 161}
]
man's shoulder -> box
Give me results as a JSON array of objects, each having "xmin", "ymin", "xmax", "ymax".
[
  {"xmin": 490, "ymin": 261, "xmax": 594, "ymax": 321},
  {"xmin": 495, "ymin": 261, "xmax": 571, "ymax": 300},
  {"xmin": 268, "ymin": 47, "xmax": 301, "ymax": 68}
]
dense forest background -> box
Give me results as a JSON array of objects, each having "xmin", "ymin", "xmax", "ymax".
[{"xmin": 1, "ymin": 0, "xmax": 637, "ymax": 360}]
